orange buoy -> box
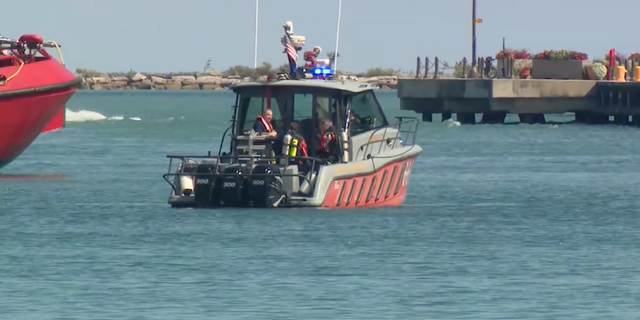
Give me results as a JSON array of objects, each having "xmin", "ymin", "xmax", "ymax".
[{"xmin": 615, "ymin": 65, "xmax": 626, "ymax": 81}]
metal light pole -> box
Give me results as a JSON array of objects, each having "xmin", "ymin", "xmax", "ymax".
[
  {"xmin": 471, "ymin": 0, "xmax": 477, "ymax": 66},
  {"xmin": 253, "ymin": 0, "xmax": 259, "ymax": 69}
]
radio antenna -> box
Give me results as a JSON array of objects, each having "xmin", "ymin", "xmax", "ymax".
[{"xmin": 333, "ymin": 0, "xmax": 342, "ymax": 73}]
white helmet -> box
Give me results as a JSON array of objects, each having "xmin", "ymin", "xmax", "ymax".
[{"xmin": 313, "ymin": 46, "xmax": 322, "ymax": 53}]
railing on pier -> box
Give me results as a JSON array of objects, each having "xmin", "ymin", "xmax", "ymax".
[
  {"xmin": 414, "ymin": 55, "xmax": 640, "ymax": 82},
  {"xmin": 415, "ymin": 56, "xmax": 520, "ymax": 79},
  {"xmin": 606, "ymin": 58, "xmax": 640, "ymax": 81}
]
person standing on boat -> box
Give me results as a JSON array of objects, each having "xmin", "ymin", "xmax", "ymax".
[
  {"xmin": 252, "ymin": 108, "xmax": 277, "ymax": 137},
  {"xmin": 303, "ymin": 46, "xmax": 322, "ymax": 68},
  {"xmin": 316, "ymin": 118, "xmax": 340, "ymax": 164},
  {"xmin": 285, "ymin": 122, "xmax": 310, "ymax": 169}
]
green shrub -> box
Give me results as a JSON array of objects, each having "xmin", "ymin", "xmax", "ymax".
[{"xmin": 365, "ymin": 67, "xmax": 395, "ymax": 77}]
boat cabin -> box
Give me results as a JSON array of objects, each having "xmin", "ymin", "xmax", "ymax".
[{"xmin": 228, "ymin": 79, "xmax": 389, "ymax": 160}]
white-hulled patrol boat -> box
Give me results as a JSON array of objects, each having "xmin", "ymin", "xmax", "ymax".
[{"xmin": 162, "ymin": 21, "xmax": 422, "ymax": 208}]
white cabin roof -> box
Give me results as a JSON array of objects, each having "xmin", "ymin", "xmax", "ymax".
[{"xmin": 229, "ymin": 79, "xmax": 379, "ymax": 94}]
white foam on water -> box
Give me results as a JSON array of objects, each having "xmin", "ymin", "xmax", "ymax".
[
  {"xmin": 444, "ymin": 118, "xmax": 461, "ymax": 127},
  {"xmin": 157, "ymin": 116, "xmax": 184, "ymax": 122},
  {"xmin": 65, "ymin": 109, "xmax": 141, "ymax": 122}
]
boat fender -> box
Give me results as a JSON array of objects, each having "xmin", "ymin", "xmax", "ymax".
[
  {"xmin": 180, "ymin": 175, "xmax": 194, "ymax": 196},
  {"xmin": 18, "ymin": 34, "xmax": 43, "ymax": 48},
  {"xmin": 340, "ymin": 131, "xmax": 349, "ymax": 162}
]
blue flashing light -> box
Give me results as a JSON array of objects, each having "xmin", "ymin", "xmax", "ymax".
[{"xmin": 312, "ymin": 67, "xmax": 334, "ymax": 75}]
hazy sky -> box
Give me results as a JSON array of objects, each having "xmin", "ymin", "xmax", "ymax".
[{"xmin": 4, "ymin": 0, "xmax": 638, "ymax": 73}]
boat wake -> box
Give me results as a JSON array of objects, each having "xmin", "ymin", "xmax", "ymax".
[{"xmin": 65, "ymin": 109, "xmax": 141, "ymax": 122}]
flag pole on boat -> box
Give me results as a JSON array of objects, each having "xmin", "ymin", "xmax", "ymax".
[
  {"xmin": 253, "ymin": 0, "xmax": 259, "ymax": 68},
  {"xmin": 333, "ymin": 0, "xmax": 342, "ymax": 73}
]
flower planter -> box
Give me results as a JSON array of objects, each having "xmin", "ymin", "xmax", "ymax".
[
  {"xmin": 531, "ymin": 60, "xmax": 588, "ymax": 80},
  {"xmin": 496, "ymin": 59, "xmax": 532, "ymax": 78}
]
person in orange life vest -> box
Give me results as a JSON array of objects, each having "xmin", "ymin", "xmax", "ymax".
[
  {"xmin": 303, "ymin": 46, "xmax": 322, "ymax": 68},
  {"xmin": 252, "ymin": 108, "xmax": 277, "ymax": 137},
  {"xmin": 317, "ymin": 118, "xmax": 340, "ymax": 164},
  {"xmin": 252, "ymin": 108, "xmax": 278, "ymax": 157}
]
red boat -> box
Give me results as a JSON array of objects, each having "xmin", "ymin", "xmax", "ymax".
[{"xmin": 0, "ymin": 34, "xmax": 82, "ymax": 170}]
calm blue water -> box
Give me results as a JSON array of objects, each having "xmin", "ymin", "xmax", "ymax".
[{"xmin": 1, "ymin": 90, "xmax": 639, "ymax": 319}]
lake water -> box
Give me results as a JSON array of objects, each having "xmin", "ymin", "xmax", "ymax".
[{"xmin": 1, "ymin": 90, "xmax": 639, "ymax": 319}]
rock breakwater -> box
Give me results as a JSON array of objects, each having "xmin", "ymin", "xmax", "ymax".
[{"xmin": 78, "ymin": 70, "xmax": 406, "ymax": 91}]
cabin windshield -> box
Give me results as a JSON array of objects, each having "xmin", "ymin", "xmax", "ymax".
[
  {"xmin": 292, "ymin": 93, "xmax": 339, "ymax": 129},
  {"xmin": 238, "ymin": 88, "xmax": 343, "ymax": 133},
  {"xmin": 234, "ymin": 86, "xmax": 343, "ymax": 157},
  {"xmin": 345, "ymin": 90, "xmax": 388, "ymax": 135},
  {"xmin": 292, "ymin": 92, "xmax": 340, "ymax": 156},
  {"xmin": 237, "ymin": 92, "xmax": 284, "ymax": 134}
]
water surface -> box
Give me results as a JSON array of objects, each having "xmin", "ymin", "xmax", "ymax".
[{"xmin": 1, "ymin": 90, "xmax": 638, "ymax": 319}]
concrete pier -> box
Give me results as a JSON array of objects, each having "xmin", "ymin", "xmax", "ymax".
[{"xmin": 397, "ymin": 79, "xmax": 640, "ymax": 125}]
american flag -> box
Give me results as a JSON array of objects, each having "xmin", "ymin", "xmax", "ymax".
[{"xmin": 283, "ymin": 33, "xmax": 298, "ymax": 62}]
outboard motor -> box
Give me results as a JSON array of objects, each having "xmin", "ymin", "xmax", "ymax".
[
  {"xmin": 249, "ymin": 164, "xmax": 286, "ymax": 208},
  {"xmin": 218, "ymin": 165, "xmax": 250, "ymax": 206},
  {"xmin": 194, "ymin": 161, "xmax": 220, "ymax": 207}
]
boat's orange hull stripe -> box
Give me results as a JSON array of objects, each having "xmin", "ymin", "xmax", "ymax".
[{"xmin": 320, "ymin": 157, "xmax": 415, "ymax": 208}]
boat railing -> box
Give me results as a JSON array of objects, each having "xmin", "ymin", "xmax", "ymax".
[
  {"xmin": 0, "ymin": 35, "xmax": 63, "ymax": 65},
  {"xmin": 162, "ymin": 153, "xmax": 327, "ymax": 196},
  {"xmin": 217, "ymin": 125, "xmax": 233, "ymax": 156},
  {"xmin": 354, "ymin": 116, "xmax": 420, "ymax": 161}
]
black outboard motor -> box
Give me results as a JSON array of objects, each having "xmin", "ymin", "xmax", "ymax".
[
  {"xmin": 249, "ymin": 164, "xmax": 286, "ymax": 208},
  {"xmin": 218, "ymin": 165, "xmax": 250, "ymax": 207},
  {"xmin": 194, "ymin": 161, "xmax": 220, "ymax": 207}
]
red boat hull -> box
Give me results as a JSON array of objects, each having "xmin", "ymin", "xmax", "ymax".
[
  {"xmin": 320, "ymin": 157, "xmax": 416, "ymax": 208},
  {"xmin": 41, "ymin": 106, "xmax": 66, "ymax": 133},
  {"xmin": 0, "ymin": 58, "xmax": 81, "ymax": 170}
]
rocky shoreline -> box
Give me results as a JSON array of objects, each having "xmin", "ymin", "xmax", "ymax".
[{"xmin": 78, "ymin": 70, "xmax": 408, "ymax": 91}]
